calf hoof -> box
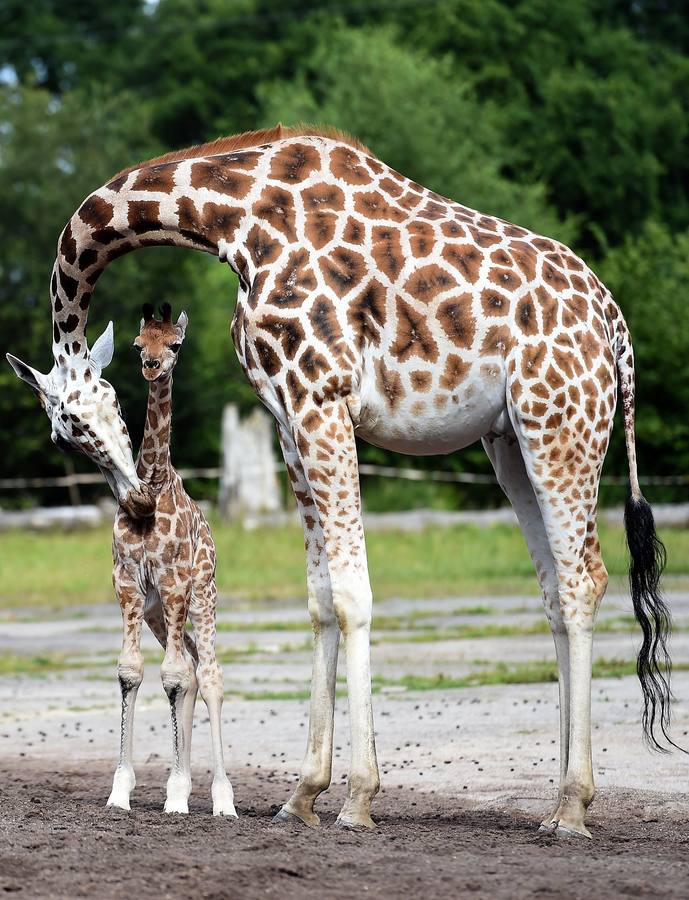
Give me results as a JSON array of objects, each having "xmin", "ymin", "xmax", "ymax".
[
  {"xmin": 106, "ymin": 794, "xmax": 131, "ymax": 812},
  {"xmin": 164, "ymin": 797, "xmax": 189, "ymax": 815},
  {"xmin": 107, "ymin": 770, "xmax": 135, "ymax": 811},
  {"xmin": 212, "ymin": 778, "xmax": 237, "ymax": 818}
]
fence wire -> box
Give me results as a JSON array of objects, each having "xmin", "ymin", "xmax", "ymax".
[{"xmin": 1, "ymin": 465, "xmax": 688, "ymax": 491}]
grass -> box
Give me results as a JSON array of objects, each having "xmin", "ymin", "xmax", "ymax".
[
  {"xmin": 372, "ymin": 658, "xmax": 689, "ymax": 692},
  {"xmin": 0, "ymin": 652, "xmax": 101, "ymax": 675},
  {"xmin": 4, "ymin": 518, "xmax": 689, "ymax": 610},
  {"xmin": 222, "ymin": 658, "xmax": 689, "ymax": 701}
]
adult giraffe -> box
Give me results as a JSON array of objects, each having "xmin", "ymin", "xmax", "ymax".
[{"xmin": 7, "ymin": 124, "xmax": 675, "ymax": 837}]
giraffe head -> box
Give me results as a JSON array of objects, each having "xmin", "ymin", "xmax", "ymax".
[
  {"xmin": 134, "ymin": 303, "xmax": 188, "ymax": 381},
  {"xmin": 6, "ymin": 323, "xmax": 155, "ymax": 519}
]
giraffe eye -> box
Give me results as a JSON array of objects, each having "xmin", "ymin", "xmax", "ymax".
[
  {"xmin": 133, "ymin": 344, "xmax": 142, "ymax": 352},
  {"xmin": 169, "ymin": 343, "xmax": 181, "ymax": 353}
]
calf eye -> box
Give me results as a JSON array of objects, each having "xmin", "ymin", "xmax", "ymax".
[{"xmin": 169, "ymin": 343, "xmax": 181, "ymax": 353}]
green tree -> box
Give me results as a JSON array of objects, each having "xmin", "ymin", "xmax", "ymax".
[
  {"xmin": 257, "ymin": 23, "xmax": 572, "ymax": 241},
  {"xmin": 597, "ymin": 221, "xmax": 689, "ymax": 490},
  {"xmin": 0, "ymin": 85, "xmax": 240, "ymax": 496}
]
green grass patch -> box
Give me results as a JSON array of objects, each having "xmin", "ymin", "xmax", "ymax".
[
  {"xmin": 3, "ymin": 518, "xmax": 689, "ymax": 609},
  {"xmin": 372, "ymin": 658, "xmax": 689, "ymax": 692},
  {"xmin": 375, "ymin": 615, "xmax": 641, "ymax": 643},
  {"xmin": 0, "ymin": 652, "xmax": 102, "ymax": 675},
  {"xmin": 215, "ymin": 619, "xmax": 310, "ymax": 633},
  {"xmin": 226, "ymin": 656, "xmax": 689, "ymax": 701}
]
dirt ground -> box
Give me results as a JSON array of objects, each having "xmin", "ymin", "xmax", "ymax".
[
  {"xmin": 1, "ymin": 759, "xmax": 688, "ymax": 900},
  {"xmin": 1, "ymin": 591, "xmax": 688, "ymax": 898}
]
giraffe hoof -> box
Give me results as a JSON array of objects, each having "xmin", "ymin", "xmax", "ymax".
[
  {"xmin": 538, "ymin": 821, "xmax": 557, "ymax": 833},
  {"xmin": 164, "ymin": 798, "xmax": 189, "ymax": 815},
  {"xmin": 106, "ymin": 786, "xmax": 133, "ymax": 811},
  {"xmin": 213, "ymin": 804, "xmax": 238, "ymax": 819},
  {"xmin": 555, "ymin": 823, "xmax": 592, "ymax": 840},
  {"xmin": 335, "ymin": 815, "xmax": 378, "ymax": 830},
  {"xmin": 212, "ymin": 780, "xmax": 238, "ymax": 818},
  {"xmin": 272, "ymin": 807, "xmax": 320, "ymax": 828}
]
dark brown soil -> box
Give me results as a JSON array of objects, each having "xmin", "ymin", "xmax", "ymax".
[{"xmin": 0, "ymin": 758, "xmax": 687, "ymax": 899}]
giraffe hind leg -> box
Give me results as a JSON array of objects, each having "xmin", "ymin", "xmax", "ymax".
[
  {"xmin": 506, "ymin": 370, "xmax": 612, "ymax": 839},
  {"xmin": 189, "ymin": 544, "xmax": 237, "ymax": 818},
  {"xmin": 482, "ymin": 435, "xmax": 571, "ymax": 830}
]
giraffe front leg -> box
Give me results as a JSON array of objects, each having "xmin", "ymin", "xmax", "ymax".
[
  {"xmin": 334, "ymin": 584, "xmax": 378, "ymax": 829},
  {"xmin": 287, "ymin": 405, "xmax": 379, "ymax": 829},
  {"xmin": 273, "ymin": 423, "xmax": 339, "ymax": 828},
  {"xmin": 160, "ymin": 583, "xmax": 195, "ymax": 815},
  {"xmin": 107, "ymin": 568, "xmax": 145, "ymax": 811}
]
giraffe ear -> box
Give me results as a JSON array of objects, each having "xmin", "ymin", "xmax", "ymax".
[
  {"xmin": 176, "ymin": 310, "xmax": 188, "ymax": 338},
  {"xmin": 6, "ymin": 353, "xmax": 50, "ymax": 398},
  {"xmin": 90, "ymin": 321, "xmax": 115, "ymax": 373}
]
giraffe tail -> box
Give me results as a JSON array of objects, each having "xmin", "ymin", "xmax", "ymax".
[{"xmin": 616, "ymin": 317, "xmax": 680, "ymax": 752}]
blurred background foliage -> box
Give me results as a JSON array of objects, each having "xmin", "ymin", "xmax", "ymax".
[{"xmin": 1, "ymin": 0, "xmax": 688, "ymax": 509}]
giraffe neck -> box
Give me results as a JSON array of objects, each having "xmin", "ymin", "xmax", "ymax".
[
  {"xmin": 137, "ymin": 375, "xmax": 173, "ymax": 487},
  {"xmin": 50, "ymin": 149, "xmax": 265, "ymax": 361}
]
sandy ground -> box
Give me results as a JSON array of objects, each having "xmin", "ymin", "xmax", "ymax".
[{"xmin": 1, "ymin": 591, "xmax": 688, "ymax": 898}]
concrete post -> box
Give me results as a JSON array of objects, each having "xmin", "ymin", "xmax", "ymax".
[{"xmin": 219, "ymin": 404, "xmax": 281, "ymax": 521}]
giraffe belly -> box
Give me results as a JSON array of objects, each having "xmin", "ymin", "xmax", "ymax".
[{"xmin": 353, "ymin": 363, "xmax": 509, "ymax": 455}]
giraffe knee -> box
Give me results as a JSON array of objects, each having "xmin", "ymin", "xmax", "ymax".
[
  {"xmin": 559, "ymin": 575, "xmax": 599, "ymax": 631},
  {"xmin": 197, "ymin": 660, "xmax": 224, "ymax": 701},
  {"xmin": 118, "ymin": 652, "xmax": 144, "ymax": 692},
  {"xmin": 591, "ymin": 566, "xmax": 608, "ymax": 606},
  {"xmin": 332, "ymin": 582, "xmax": 372, "ymax": 634},
  {"xmin": 161, "ymin": 659, "xmax": 193, "ymax": 697},
  {"xmin": 307, "ymin": 582, "xmax": 337, "ymax": 633}
]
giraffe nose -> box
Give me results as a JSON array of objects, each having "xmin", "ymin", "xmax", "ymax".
[{"xmin": 144, "ymin": 359, "xmax": 160, "ymax": 369}]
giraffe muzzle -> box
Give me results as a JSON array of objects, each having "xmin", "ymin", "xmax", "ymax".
[{"xmin": 120, "ymin": 482, "xmax": 156, "ymax": 520}]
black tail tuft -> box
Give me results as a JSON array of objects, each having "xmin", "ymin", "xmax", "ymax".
[{"xmin": 624, "ymin": 494, "xmax": 682, "ymax": 752}]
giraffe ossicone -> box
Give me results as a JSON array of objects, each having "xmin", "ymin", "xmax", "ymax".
[
  {"xmin": 9, "ymin": 123, "xmax": 677, "ymax": 837},
  {"xmin": 108, "ymin": 304, "xmax": 236, "ymax": 818}
]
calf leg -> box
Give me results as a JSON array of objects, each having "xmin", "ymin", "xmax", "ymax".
[
  {"xmin": 160, "ymin": 584, "xmax": 195, "ymax": 814},
  {"xmin": 107, "ymin": 567, "xmax": 145, "ymax": 811},
  {"xmin": 190, "ymin": 537, "xmax": 237, "ymax": 817}
]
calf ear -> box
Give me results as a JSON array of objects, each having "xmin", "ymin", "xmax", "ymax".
[
  {"xmin": 90, "ymin": 321, "xmax": 114, "ymax": 373},
  {"xmin": 176, "ymin": 310, "xmax": 188, "ymax": 338},
  {"xmin": 6, "ymin": 353, "xmax": 49, "ymax": 397}
]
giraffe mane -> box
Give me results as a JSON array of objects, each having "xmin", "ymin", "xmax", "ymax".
[{"xmin": 112, "ymin": 123, "xmax": 371, "ymax": 180}]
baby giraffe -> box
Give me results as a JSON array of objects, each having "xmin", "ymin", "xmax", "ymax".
[{"xmin": 107, "ymin": 302, "xmax": 236, "ymax": 818}]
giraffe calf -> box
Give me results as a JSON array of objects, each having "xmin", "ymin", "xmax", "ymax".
[{"xmin": 107, "ymin": 303, "xmax": 236, "ymax": 818}]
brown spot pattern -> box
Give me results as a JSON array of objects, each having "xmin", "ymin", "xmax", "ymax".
[{"xmin": 390, "ymin": 298, "xmax": 439, "ymax": 363}]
